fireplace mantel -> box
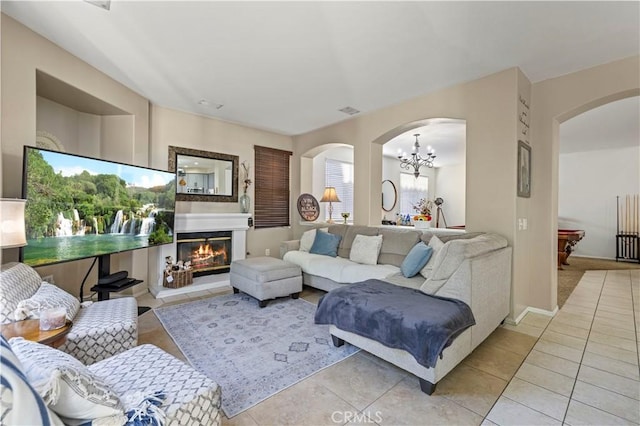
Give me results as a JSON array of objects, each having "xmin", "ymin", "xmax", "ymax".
[
  {"xmin": 150, "ymin": 213, "xmax": 251, "ymax": 298},
  {"xmin": 175, "ymin": 213, "xmax": 251, "ymax": 232}
]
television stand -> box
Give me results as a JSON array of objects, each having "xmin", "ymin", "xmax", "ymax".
[
  {"xmin": 85, "ymin": 254, "xmax": 143, "ymax": 301},
  {"xmin": 91, "ymin": 278, "xmax": 143, "ymax": 301}
]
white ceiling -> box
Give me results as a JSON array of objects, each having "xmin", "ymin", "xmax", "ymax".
[
  {"xmin": 2, "ymin": 1, "xmax": 639, "ymax": 136},
  {"xmin": 382, "ymin": 119, "xmax": 466, "ymax": 168},
  {"xmin": 560, "ymin": 96, "xmax": 640, "ymax": 154}
]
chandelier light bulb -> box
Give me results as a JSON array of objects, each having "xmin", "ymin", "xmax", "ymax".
[{"xmin": 397, "ymin": 133, "xmax": 436, "ymax": 178}]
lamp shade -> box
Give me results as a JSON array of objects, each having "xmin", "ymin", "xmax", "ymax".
[
  {"xmin": 320, "ymin": 187, "xmax": 341, "ymax": 203},
  {"xmin": 0, "ymin": 199, "xmax": 27, "ymax": 248}
]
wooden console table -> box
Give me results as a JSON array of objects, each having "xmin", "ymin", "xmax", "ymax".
[
  {"xmin": 0, "ymin": 319, "xmax": 72, "ymax": 348},
  {"xmin": 557, "ymin": 229, "xmax": 585, "ymax": 270}
]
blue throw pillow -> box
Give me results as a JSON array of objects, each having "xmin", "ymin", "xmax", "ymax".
[
  {"xmin": 400, "ymin": 242, "xmax": 433, "ymax": 278},
  {"xmin": 309, "ymin": 231, "xmax": 342, "ymax": 257}
]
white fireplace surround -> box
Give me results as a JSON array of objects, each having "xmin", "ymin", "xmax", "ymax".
[{"xmin": 150, "ymin": 213, "xmax": 251, "ymax": 298}]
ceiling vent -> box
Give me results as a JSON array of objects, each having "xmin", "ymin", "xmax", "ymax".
[
  {"xmin": 84, "ymin": 1, "xmax": 111, "ymax": 10},
  {"xmin": 339, "ymin": 106, "xmax": 360, "ymax": 116},
  {"xmin": 198, "ymin": 99, "xmax": 224, "ymax": 110}
]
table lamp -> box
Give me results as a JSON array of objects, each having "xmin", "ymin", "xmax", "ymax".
[
  {"xmin": 320, "ymin": 187, "xmax": 341, "ymax": 224},
  {"xmin": 0, "ymin": 198, "xmax": 27, "ymax": 248}
]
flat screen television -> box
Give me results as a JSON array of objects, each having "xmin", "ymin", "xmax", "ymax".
[{"xmin": 20, "ymin": 146, "xmax": 176, "ymax": 270}]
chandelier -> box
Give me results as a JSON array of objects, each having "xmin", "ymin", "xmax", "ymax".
[{"xmin": 398, "ymin": 134, "xmax": 436, "ymax": 178}]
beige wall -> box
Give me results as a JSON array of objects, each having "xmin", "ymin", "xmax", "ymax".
[
  {"xmin": 1, "ymin": 15, "xmax": 294, "ymax": 298},
  {"xmin": 293, "ymin": 68, "xmax": 522, "ymax": 318},
  {"xmin": 512, "ymin": 69, "xmax": 533, "ymax": 319},
  {"xmin": 149, "ymin": 105, "xmax": 294, "ymax": 262},
  {"xmin": 1, "ymin": 14, "xmax": 149, "ymax": 298},
  {"xmin": 3, "ymin": 12, "xmax": 638, "ymax": 319},
  {"xmin": 529, "ymin": 55, "xmax": 640, "ymax": 312}
]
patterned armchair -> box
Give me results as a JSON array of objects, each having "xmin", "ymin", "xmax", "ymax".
[
  {"xmin": 90, "ymin": 344, "xmax": 222, "ymax": 425},
  {"xmin": 3, "ymin": 337, "xmax": 222, "ymax": 425},
  {"xmin": 0, "ymin": 262, "xmax": 137, "ymax": 364}
]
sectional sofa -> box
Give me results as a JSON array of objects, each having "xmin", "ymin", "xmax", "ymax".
[{"xmin": 280, "ymin": 224, "xmax": 512, "ymax": 392}]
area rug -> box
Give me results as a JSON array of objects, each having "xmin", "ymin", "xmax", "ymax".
[{"xmin": 154, "ymin": 293, "xmax": 359, "ymax": 417}]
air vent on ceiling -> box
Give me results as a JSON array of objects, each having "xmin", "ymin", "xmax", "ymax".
[
  {"xmin": 339, "ymin": 106, "xmax": 360, "ymax": 116},
  {"xmin": 84, "ymin": 0, "xmax": 111, "ymax": 10},
  {"xmin": 198, "ymin": 99, "xmax": 224, "ymax": 110}
]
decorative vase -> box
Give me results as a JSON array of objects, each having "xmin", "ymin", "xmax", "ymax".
[{"xmin": 239, "ymin": 193, "xmax": 251, "ymax": 213}]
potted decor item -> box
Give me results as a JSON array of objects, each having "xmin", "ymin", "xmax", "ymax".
[
  {"xmin": 239, "ymin": 161, "xmax": 252, "ymax": 213},
  {"xmin": 412, "ymin": 198, "xmax": 433, "ymax": 229}
]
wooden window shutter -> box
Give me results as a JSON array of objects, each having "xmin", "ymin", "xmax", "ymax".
[{"xmin": 254, "ymin": 146, "xmax": 292, "ymax": 229}]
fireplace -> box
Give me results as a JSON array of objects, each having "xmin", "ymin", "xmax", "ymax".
[{"xmin": 176, "ymin": 231, "xmax": 232, "ymax": 277}]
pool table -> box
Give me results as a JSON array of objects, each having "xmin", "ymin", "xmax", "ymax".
[{"xmin": 558, "ymin": 229, "xmax": 585, "ymax": 270}]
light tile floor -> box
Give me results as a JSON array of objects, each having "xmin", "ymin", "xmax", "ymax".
[{"xmin": 136, "ymin": 269, "xmax": 639, "ymax": 425}]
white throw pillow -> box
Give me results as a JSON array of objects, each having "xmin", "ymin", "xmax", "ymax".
[
  {"xmin": 299, "ymin": 228, "xmax": 328, "ymax": 252},
  {"xmin": 1, "ymin": 336, "xmax": 65, "ymax": 425},
  {"xmin": 17, "ymin": 283, "xmax": 80, "ymax": 321},
  {"xmin": 9, "ymin": 337, "xmax": 123, "ymax": 421},
  {"xmin": 419, "ymin": 235, "xmax": 445, "ymax": 279},
  {"xmin": 349, "ymin": 234, "xmax": 383, "ymax": 265}
]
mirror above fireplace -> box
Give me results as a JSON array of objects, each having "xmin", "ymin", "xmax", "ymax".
[{"xmin": 168, "ymin": 146, "xmax": 239, "ymax": 202}]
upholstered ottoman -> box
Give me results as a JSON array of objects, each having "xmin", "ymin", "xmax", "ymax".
[{"xmin": 230, "ymin": 257, "xmax": 302, "ymax": 307}]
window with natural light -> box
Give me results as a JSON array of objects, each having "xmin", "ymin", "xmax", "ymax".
[
  {"xmin": 325, "ymin": 159, "xmax": 354, "ymax": 221},
  {"xmin": 399, "ymin": 173, "xmax": 429, "ymax": 216}
]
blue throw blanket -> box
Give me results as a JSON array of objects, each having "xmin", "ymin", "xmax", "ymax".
[{"xmin": 314, "ymin": 279, "xmax": 475, "ymax": 369}]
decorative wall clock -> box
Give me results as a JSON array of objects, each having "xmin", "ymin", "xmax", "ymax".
[{"xmin": 297, "ymin": 193, "xmax": 320, "ymax": 221}]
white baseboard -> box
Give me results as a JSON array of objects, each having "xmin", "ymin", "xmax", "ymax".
[
  {"xmin": 505, "ymin": 305, "xmax": 558, "ymax": 325},
  {"xmin": 571, "ymin": 254, "xmax": 616, "ymax": 261}
]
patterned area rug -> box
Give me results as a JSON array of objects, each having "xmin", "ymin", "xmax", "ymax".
[{"xmin": 154, "ymin": 293, "xmax": 359, "ymax": 417}]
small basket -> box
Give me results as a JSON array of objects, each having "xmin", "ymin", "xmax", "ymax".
[{"xmin": 163, "ymin": 270, "xmax": 193, "ymax": 288}]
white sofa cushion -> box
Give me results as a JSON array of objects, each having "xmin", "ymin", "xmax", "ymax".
[
  {"xmin": 419, "ymin": 235, "xmax": 445, "ymax": 279},
  {"xmin": 17, "ymin": 283, "xmax": 80, "ymax": 321},
  {"xmin": 1, "ymin": 336, "xmax": 65, "ymax": 425},
  {"xmin": 284, "ymin": 251, "xmax": 354, "ymax": 283},
  {"xmin": 0, "ymin": 262, "xmax": 43, "ymax": 324},
  {"xmin": 9, "ymin": 337, "xmax": 123, "ymax": 421},
  {"xmin": 349, "ymin": 234, "xmax": 383, "ymax": 265},
  {"xmin": 283, "ymin": 250, "xmax": 399, "ymax": 284},
  {"xmin": 300, "ymin": 229, "xmax": 316, "ymax": 252},
  {"xmin": 420, "ymin": 234, "xmax": 508, "ymax": 295},
  {"xmin": 299, "ymin": 227, "xmax": 329, "ymax": 252},
  {"xmin": 340, "ymin": 263, "xmax": 399, "ymax": 283}
]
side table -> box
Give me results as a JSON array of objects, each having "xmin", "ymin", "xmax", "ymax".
[{"xmin": 0, "ymin": 319, "xmax": 72, "ymax": 348}]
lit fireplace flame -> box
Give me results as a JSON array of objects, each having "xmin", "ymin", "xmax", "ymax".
[{"xmin": 192, "ymin": 243, "xmax": 227, "ymax": 264}]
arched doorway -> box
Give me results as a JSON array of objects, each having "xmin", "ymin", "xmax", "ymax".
[
  {"xmin": 373, "ymin": 118, "xmax": 467, "ymax": 228},
  {"xmin": 556, "ymin": 96, "xmax": 640, "ymax": 306},
  {"xmin": 299, "ymin": 143, "xmax": 354, "ymax": 223}
]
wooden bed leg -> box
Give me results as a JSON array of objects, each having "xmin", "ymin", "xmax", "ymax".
[
  {"xmin": 419, "ymin": 378, "xmax": 436, "ymax": 395},
  {"xmin": 331, "ymin": 335, "xmax": 345, "ymax": 347}
]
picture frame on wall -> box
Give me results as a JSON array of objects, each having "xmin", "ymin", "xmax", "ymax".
[{"xmin": 517, "ymin": 140, "xmax": 531, "ymax": 198}]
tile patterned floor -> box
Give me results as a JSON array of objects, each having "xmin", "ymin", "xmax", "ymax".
[{"xmin": 136, "ymin": 269, "xmax": 639, "ymax": 425}]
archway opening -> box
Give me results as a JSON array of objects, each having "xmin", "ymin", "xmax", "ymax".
[
  {"xmin": 377, "ymin": 118, "xmax": 466, "ymax": 228},
  {"xmin": 300, "ymin": 143, "xmax": 354, "ymax": 223},
  {"xmin": 556, "ymin": 95, "xmax": 640, "ymax": 306}
]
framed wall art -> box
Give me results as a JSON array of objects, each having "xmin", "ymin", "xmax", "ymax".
[
  {"xmin": 297, "ymin": 193, "xmax": 320, "ymax": 221},
  {"xmin": 517, "ymin": 140, "xmax": 531, "ymax": 198}
]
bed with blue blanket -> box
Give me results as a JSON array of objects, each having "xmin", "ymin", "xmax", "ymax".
[{"xmin": 314, "ymin": 279, "xmax": 477, "ymax": 394}]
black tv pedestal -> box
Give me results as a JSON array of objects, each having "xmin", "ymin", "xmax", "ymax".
[{"xmin": 90, "ymin": 278, "xmax": 143, "ymax": 301}]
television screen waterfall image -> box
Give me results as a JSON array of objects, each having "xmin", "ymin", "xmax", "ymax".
[{"xmin": 21, "ymin": 146, "xmax": 176, "ymax": 267}]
